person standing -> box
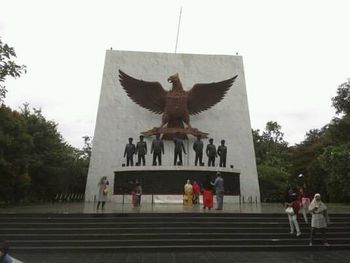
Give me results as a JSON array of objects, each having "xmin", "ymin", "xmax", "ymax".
[
  {"xmin": 151, "ymin": 134, "xmax": 164, "ymax": 166},
  {"xmin": 97, "ymin": 176, "xmax": 109, "ymax": 210},
  {"xmin": 0, "ymin": 241, "xmax": 12, "ymax": 263},
  {"xmin": 173, "ymin": 134, "xmax": 186, "ymax": 165},
  {"xmin": 285, "ymin": 194, "xmax": 301, "ymax": 237},
  {"xmin": 124, "ymin": 137, "xmax": 136, "ymax": 166},
  {"xmin": 206, "ymin": 138, "xmax": 217, "ymax": 167},
  {"xmin": 193, "ymin": 135, "xmax": 204, "ymax": 166},
  {"xmin": 136, "ymin": 135, "xmax": 147, "ymax": 166},
  {"xmin": 183, "ymin": 180, "xmax": 193, "ymax": 206},
  {"xmin": 212, "ymin": 172, "xmax": 224, "ymax": 210},
  {"xmin": 217, "ymin": 139, "xmax": 227, "ymax": 168},
  {"xmin": 202, "ymin": 175, "xmax": 213, "ymax": 210},
  {"xmin": 309, "ymin": 193, "xmax": 330, "ymax": 246},
  {"xmin": 133, "ymin": 179, "xmax": 142, "ymax": 207},
  {"xmin": 192, "ymin": 181, "xmax": 200, "ymax": 204},
  {"xmin": 298, "ymin": 187, "xmax": 310, "ymax": 223}
]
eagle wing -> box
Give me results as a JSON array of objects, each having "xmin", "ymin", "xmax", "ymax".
[
  {"xmin": 187, "ymin": 75, "xmax": 238, "ymax": 115},
  {"xmin": 119, "ymin": 70, "xmax": 167, "ymax": 114}
]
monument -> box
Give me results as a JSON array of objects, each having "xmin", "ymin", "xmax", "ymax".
[{"xmin": 85, "ymin": 50, "xmax": 260, "ymax": 203}]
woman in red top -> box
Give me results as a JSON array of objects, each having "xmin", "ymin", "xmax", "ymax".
[
  {"xmin": 192, "ymin": 181, "xmax": 200, "ymax": 204},
  {"xmin": 286, "ymin": 194, "xmax": 301, "ymax": 236},
  {"xmin": 202, "ymin": 175, "xmax": 213, "ymax": 210}
]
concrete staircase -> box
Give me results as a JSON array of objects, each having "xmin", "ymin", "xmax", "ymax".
[{"xmin": 1, "ymin": 213, "xmax": 349, "ymax": 252}]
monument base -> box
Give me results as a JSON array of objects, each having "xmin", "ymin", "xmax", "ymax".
[
  {"xmin": 113, "ymin": 166, "xmax": 240, "ymax": 203},
  {"xmin": 109, "ymin": 194, "xmax": 240, "ymax": 204}
]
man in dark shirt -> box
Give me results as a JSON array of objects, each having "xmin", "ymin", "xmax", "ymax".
[
  {"xmin": 193, "ymin": 135, "xmax": 204, "ymax": 166},
  {"xmin": 206, "ymin": 138, "xmax": 217, "ymax": 167},
  {"xmin": 151, "ymin": 133, "xmax": 164, "ymax": 166},
  {"xmin": 173, "ymin": 134, "xmax": 186, "ymax": 165},
  {"xmin": 217, "ymin": 139, "xmax": 227, "ymax": 167},
  {"xmin": 136, "ymin": 135, "xmax": 147, "ymax": 166},
  {"xmin": 124, "ymin": 137, "xmax": 135, "ymax": 166}
]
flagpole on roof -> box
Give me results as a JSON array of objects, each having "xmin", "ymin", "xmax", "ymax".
[{"xmin": 175, "ymin": 7, "xmax": 182, "ymax": 54}]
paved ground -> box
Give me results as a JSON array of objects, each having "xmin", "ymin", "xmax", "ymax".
[
  {"xmin": 12, "ymin": 251, "xmax": 350, "ymax": 263},
  {"xmin": 1, "ymin": 202, "xmax": 350, "ymax": 214}
]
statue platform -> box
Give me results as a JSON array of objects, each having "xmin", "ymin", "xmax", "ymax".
[{"xmin": 112, "ymin": 166, "xmax": 240, "ymax": 203}]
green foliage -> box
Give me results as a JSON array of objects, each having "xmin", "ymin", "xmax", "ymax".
[
  {"xmin": 287, "ymin": 92, "xmax": 350, "ymax": 202},
  {"xmin": 0, "ymin": 105, "xmax": 32, "ymax": 203},
  {"xmin": 319, "ymin": 144, "xmax": 350, "ymax": 202},
  {"xmin": 0, "ymin": 38, "xmax": 27, "ymax": 103},
  {"xmin": 0, "ymin": 104, "xmax": 89, "ymax": 204},
  {"xmin": 253, "ymin": 121, "xmax": 290, "ymax": 202},
  {"xmin": 257, "ymin": 164, "xmax": 289, "ymax": 202},
  {"xmin": 332, "ymin": 80, "xmax": 350, "ymax": 115}
]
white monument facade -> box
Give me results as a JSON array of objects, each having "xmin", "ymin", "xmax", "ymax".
[{"xmin": 85, "ymin": 50, "xmax": 260, "ymax": 203}]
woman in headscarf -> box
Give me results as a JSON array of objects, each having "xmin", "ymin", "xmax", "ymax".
[
  {"xmin": 183, "ymin": 180, "xmax": 193, "ymax": 206},
  {"xmin": 308, "ymin": 193, "xmax": 330, "ymax": 246},
  {"xmin": 97, "ymin": 176, "xmax": 109, "ymax": 210}
]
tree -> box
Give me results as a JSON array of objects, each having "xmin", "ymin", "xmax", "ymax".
[
  {"xmin": 262, "ymin": 121, "xmax": 285, "ymax": 144},
  {"xmin": 0, "ymin": 38, "xmax": 27, "ymax": 103},
  {"xmin": 332, "ymin": 79, "xmax": 350, "ymax": 115},
  {"xmin": 319, "ymin": 144, "xmax": 350, "ymax": 202},
  {"xmin": 288, "ymin": 80, "xmax": 350, "ymax": 202},
  {"xmin": 82, "ymin": 136, "xmax": 92, "ymax": 160},
  {"xmin": 253, "ymin": 121, "xmax": 290, "ymax": 201},
  {"xmin": 0, "ymin": 104, "xmax": 90, "ymax": 203},
  {"xmin": 0, "ymin": 104, "xmax": 32, "ymax": 203}
]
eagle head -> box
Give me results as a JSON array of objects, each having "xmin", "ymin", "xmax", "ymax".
[
  {"xmin": 167, "ymin": 73, "xmax": 183, "ymax": 91},
  {"xmin": 167, "ymin": 73, "xmax": 179, "ymax": 83}
]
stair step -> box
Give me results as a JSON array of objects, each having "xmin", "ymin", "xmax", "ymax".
[
  {"xmin": 1, "ymin": 212, "xmax": 349, "ymax": 252},
  {"xmin": 10, "ymin": 244, "xmax": 350, "ymax": 252}
]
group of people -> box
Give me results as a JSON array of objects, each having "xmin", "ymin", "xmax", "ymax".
[
  {"xmin": 96, "ymin": 173, "xmax": 224, "ymax": 210},
  {"xmin": 183, "ymin": 172, "xmax": 225, "ymax": 210},
  {"xmin": 123, "ymin": 134, "xmax": 228, "ymax": 167},
  {"xmin": 96, "ymin": 176, "xmax": 143, "ymax": 209},
  {"xmin": 285, "ymin": 188, "xmax": 330, "ymax": 246}
]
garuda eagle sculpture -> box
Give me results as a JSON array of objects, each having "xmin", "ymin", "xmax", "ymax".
[{"xmin": 119, "ymin": 69, "xmax": 238, "ymax": 139}]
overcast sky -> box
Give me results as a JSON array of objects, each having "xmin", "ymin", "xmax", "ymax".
[{"xmin": 1, "ymin": 0, "xmax": 349, "ymax": 148}]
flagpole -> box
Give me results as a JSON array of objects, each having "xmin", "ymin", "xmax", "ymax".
[{"xmin": 175, "ymin": 7, "xmax": 182, "ymax": 53}]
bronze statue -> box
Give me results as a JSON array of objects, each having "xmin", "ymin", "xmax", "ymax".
[
  {"xmin": 151, "ymin": 133, "xmax": 164, "ymax": 166},
  {"xmin": 217, "ymin": 139, "xmax": 227, "ymax": 168},
  {"xmin": 193, "ymin": 135, "xmax": 204, "ymax": 166},
  {"xmin": 136, "ymin": 135, "xmax": 147, "ymax": 166},
  {"xmin": 119, "ymin": 70, "xmax": 237, "ymax": 139},
  {"xmin": 124, "ymin": 137, "xmax": 136, "ymax": 166},
  {"xmin": 206, "ymin": 138, "xmax": 217, "ymax": 167},
  {"xmin": 173, "ymin": 133, "xmax": 186, "ymax": 165}
]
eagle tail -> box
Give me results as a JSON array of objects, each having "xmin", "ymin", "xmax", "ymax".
[{"xmin": 162, "ymin": 119, "xmax": 187, "ymax": 140}]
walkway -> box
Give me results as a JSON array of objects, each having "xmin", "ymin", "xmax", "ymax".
[{"xmin": 1, "ymin": 202, "xmax": 350, "ymax": 214}]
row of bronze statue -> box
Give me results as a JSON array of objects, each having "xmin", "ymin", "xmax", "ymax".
[{"xmin": 123, "ymin": 134, "xmax": 228, "ymax": 167}]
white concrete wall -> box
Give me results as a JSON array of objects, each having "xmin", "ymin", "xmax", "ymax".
[{"xmin": 85, "ymin": 50, "xmax": 260, "ymax": 202}]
